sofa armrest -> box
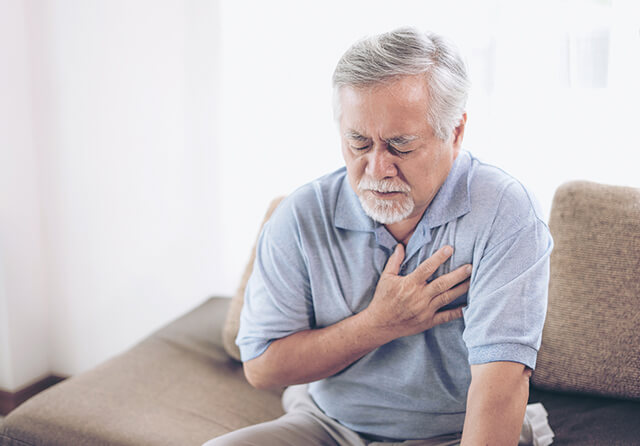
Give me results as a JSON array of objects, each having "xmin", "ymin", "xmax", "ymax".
[{"xmin": 152, "ymin": 296, "xmax": 232, "ymax": 359}]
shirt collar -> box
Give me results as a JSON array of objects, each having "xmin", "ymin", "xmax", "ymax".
[
  {"xmin": 423, "ymin": 150, "xmax": 472, "ymax": 229},
  {"xmin": 334, "ymin": 151, "xmax": 472, "ymax": 247}
]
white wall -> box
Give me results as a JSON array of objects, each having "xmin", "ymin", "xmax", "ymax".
[
  {"xmin": 1, "ymin": 0, "xmax": 221, "ymax": 390},
  {"xmin": 0, "ymin": 0, "xmax": 50, "ymax": 391},
  {"xmin": 37, "ymin": 0, "xmax": 221, "ymax": 377},
  {"xmin": 216, "ymin": 0, "xmax": 640, "ymax": 294}
]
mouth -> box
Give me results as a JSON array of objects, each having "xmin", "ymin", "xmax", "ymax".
[{"xmin": 369, "ymin": 190, "xmax": 405, "ymax": 199}]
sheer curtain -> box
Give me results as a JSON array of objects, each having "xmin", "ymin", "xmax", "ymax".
[{"xmin": 218, "ymin": 0, "xmax": 640, "ymax": 290}]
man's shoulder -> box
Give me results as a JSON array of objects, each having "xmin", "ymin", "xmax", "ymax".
[
  {"xmin": 292, "ymin": 166, "xmax": 347, "ymax": 206},
  {"xmin": 465, "ymin": 154, "xmax": 549, "ymax": 249},
  {"xmin": 266, "ymin": 167, "xmax": 347, "ymax": 231},
  {"xmin": 467, "ymin": 155, "xmax": 545, "ymax": 222}
]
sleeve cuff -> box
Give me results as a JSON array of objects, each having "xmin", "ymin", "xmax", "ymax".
[
  {"xmin": 468, "ymin": 343, "xmax": 538, "ymax": 369},
  {"xmin": 237, "ymin": 339, "xmax": 272, "ymax": 362}
]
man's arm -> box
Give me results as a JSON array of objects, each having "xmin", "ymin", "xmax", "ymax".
[
  {"xmin": 243, "ymin": 244, "xmax": 471, "ymax": 389},
  {"xmin": 460, "ymin": 361, "xmax": 531, "ymax": 446}
]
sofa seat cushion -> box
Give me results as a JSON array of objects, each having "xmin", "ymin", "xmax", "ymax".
[
  {"xmin": 0, "ymin": 297, "xmax": 284, "ymax": 446},
  {"xmin": 529, "ymin": 386, "xmax": 640, "ymax": 445}
]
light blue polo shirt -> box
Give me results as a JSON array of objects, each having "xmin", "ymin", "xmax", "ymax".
[{"xmin": 237, "ymin": 150, "xmax": 553, "ymax": 440}]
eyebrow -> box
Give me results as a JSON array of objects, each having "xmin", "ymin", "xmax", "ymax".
[
  {"xmin": 343, "ymin": 130, "xmax": 418, "ymax": 146},
  {"xmin": 385, "ymin": 135, "xmax": 418, "ymax": 146},
  {"xmin": 343, "ymin": 130, "xmax": 369, "ymax": 142}
]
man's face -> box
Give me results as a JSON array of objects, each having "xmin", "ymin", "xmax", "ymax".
[{"xmin": 339, "ymin": 75, "xmax": 465, "ymax": 226}]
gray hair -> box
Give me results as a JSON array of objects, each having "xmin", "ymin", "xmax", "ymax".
[{"xmin": 332, "ymin": 27, "xmax": 470, "ymax": 141}]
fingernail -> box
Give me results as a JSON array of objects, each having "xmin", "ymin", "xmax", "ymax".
[
  {"xmin": 465, "ymin": 264, "xmax": 472, "ymax": 274},
  {"xmin": 443, "ymin": 246, "xmax": 453, "ymax": 256}
]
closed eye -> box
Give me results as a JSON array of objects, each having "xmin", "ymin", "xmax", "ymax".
[
  {"xmin": 390, "ymin": 145, "xmax": 412, "ymax": 155},
  {"xmin": 386, "ymin": 136, "xmax": 417, "ymax": 155},
  {"xmin": 344, "ymin": 130, "xmax": 371, "ymax": 152}
]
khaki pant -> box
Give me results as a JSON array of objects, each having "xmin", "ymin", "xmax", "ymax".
[
  {"xmin": 203, "ymin": 384, "xmax": 554, "ymax": 446},
  {"xmin": 203, "ymin": 385, "xmax": 463, "ymax": 446}
]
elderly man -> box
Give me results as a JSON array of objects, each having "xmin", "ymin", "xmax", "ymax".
[{"xmin": 205, "ymin": 28, "xmax": 553, "ymax": 446}]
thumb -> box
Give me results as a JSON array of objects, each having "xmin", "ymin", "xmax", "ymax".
[{"xmin": 383, "ymin": 244, "xmax": 405, "ymax": 276}]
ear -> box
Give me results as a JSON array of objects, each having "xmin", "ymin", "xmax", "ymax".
[{"xmin": 452, "ymin": 113, "xmax": 467, "ymax": 152}]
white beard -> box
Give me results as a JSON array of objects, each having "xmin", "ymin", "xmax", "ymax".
[{"xmin": 357, "ymin": 177, "xmax": 415, "ymax": 225}]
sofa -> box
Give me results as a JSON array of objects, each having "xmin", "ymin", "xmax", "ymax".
[{"xmin": 1, "ymin": 181, "xmax": 639, "ymax": 445}]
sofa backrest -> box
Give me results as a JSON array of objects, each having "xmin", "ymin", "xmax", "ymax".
[{"xmin": 532, "ymin": 180, "xmax": 640, "ymax": 400}]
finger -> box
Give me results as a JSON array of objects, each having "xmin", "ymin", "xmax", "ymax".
[
  {"xmin": 382, "ymin": 243, "xmax": 405, "ymax": 276},
  {"xmin": 425, "ymin": 264, "xmax": 472, "ymax": 298},
  {"xmin": 431, "ymin": 279, "xmax": 470, "ymax": 310},
  {"xmin": 409, "ymin": 245, "xmax": 453, "ymax": 283},
  {"xmin": 431, "ymin": 306, "xmax": 465, "ymax": 326}
]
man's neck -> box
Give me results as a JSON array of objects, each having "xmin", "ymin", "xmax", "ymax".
[{"xmin": 385, "ymin": 212, "xmax": 424, "ymax": 246}]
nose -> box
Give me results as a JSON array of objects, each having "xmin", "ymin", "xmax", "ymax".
[{"xmin": 365, "ymin": 147, "xmax": 398, "ymax": 179}]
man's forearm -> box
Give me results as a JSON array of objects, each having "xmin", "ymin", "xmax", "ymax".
[
  {"xmin": 461, "ymin": 361, "xmax": 530, "ymax": 446},
  {"xmin": 243, "ymin": 310, "xmax": 390, "ymax": 389}
]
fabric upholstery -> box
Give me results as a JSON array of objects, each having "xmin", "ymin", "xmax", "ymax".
[
  {"xmin": 0, "ymin": 298, "xmax": 284, "ymax": 446},
  {"xmin": 532, "ymin": 180, "xmax": 640, "ymax": 400},
  {"xmin": 529, "ymin": 386, "xmax": 640, "ymax": 445},
  {"xmin": 222, "ymin": 197, "xmax": 285, "ymax": 361}
]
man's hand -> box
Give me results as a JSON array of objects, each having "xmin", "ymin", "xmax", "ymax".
[
  {"xmin": 363, "ymin": 244, "xmax": 471, "ymax": 342},
  {"xmin": 244, "ymin": 244, "xmax": 471, "ymax": 389}
]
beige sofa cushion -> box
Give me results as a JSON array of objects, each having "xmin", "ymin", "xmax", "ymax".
[
  {"xmin": 0, "ymin": 297, "xmax": 284, "ymax": 446},
  {"xmin": 222, "ymin": 197, "xmax": 285, "ymax": 361},
  {"xmin": 532, "ymin": 181, "xmax": 640, "ymax": 400}
]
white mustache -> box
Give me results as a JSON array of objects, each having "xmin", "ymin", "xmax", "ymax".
[{"xmin": 358, "ymin": 177, "xmax": 411, "ymax": 193}]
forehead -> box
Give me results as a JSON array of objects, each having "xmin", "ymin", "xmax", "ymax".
[{"xmin": 338, "ymin": 75, "xmax": 430, "ymax": 136}]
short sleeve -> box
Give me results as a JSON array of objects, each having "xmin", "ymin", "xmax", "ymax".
[
  {"xmin": 463, "ymin": 183, "xmax": 553, "ymax": 369},
  {"xmin": 236, "ymin": 196, "xmax": 314, "ymax": 362}
]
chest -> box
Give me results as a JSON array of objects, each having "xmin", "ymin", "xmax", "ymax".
[{"xmin": 303, "ymin": 220, "xmax": 475, "ymax": 328}]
